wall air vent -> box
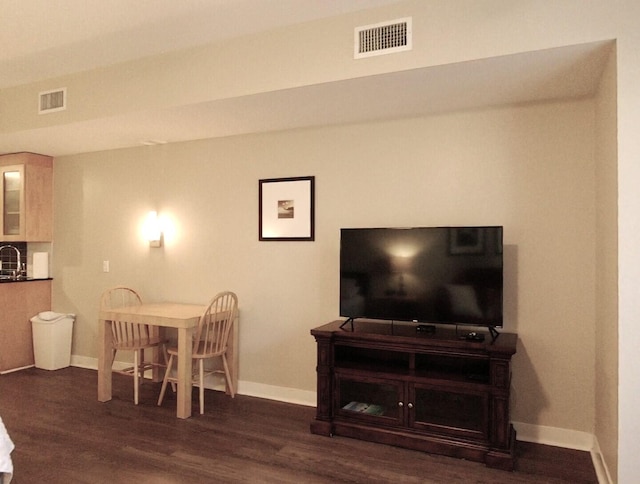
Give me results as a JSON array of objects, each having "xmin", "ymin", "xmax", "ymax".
[
  {"xmin": 354, "ymin": 17, "xmax": 412, "ymax": 59},
  {"xmin": 38, "ymin": 88, "xmax": 66, "ymax": 114}
]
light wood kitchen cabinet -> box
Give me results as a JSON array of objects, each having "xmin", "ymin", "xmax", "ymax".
[
  {"xmin": 0, "ymin": 152, "xmax": 53, "ymax": 242},
  {"xmin": 0, "ymin": 279, "xmax": 52, "ymax": 373}
]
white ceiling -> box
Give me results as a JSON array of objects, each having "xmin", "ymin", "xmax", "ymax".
[
  {"xmin": 0, "ymin": 0, "xmax": 405, "ymax": 89},
  {"xmin": 0, "ymin": 0, "xmax": 612, "ymax": 157}
]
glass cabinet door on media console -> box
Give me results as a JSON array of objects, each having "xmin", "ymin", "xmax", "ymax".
[
  {"xmin": 409, "ymin": 351, "xmax": 491, "ymax": 440},
  {"xmin": 333, "ymin": 345, "xmax": 491, "ymax": 441},
  {"xmin": 410, "ymin": 382, "xmax": 489, "ymax": 441},
  {"xmin": 335, "ymin": 370, "xmax": 404, "ymax": 426},
  {"xmin": 335, "ymin": 371, "xmax": 490, "ymax": 441},
  {"xmin": 333, "ymin": 343, "xmax": 407, "ymax": 426}
]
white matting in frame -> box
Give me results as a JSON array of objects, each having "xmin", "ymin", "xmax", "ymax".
[{"xmin": 259, "ymin": 176, "xmax": 315, "ymax": 241}]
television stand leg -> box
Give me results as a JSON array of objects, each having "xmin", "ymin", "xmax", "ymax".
[
  {"xmin": 339, "ymin": 318, "xmax": 355, "ymax": 331},
  {"xmin": 489, "ymin": 326, "xmax": 500, "ymax": 342}
]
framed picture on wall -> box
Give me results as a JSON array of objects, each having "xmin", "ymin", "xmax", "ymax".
[{"xmin": 259, "ymin": 176, "xmax": 315, "ymax": 241}]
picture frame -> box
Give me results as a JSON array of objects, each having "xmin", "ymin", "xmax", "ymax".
[
  {"xmin": 449, "ymin": 227, "xmax": 485, "ymax": 255},
  {"xmin": 259, "ymin": 176, "xmax": 315, "ymax": 241}
]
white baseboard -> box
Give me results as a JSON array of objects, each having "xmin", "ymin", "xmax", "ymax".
[
  {"xmin": 0, "ymin": 364, "xmax": 35, "ymax": 375},
  {"xmin": 513, "ymin": 421, "xmax": 613, "ymax": 484},
  {"xmin": 72, "ymin": 355, "xmax": 612, "ymax": 482},
  {"xmin": 512, "ymin": 421, "xmax": 594, "ymax": 450},
  {"xmin": 71, "ymin": 355, "xmax": 101, "ymax": 370},
  {"xmin": 71, "ymin": 355, "xmax": 317, "ymax": 407},
  {"xmin": 591, "ymin": 436, "xmax": 614, "ymax": 484},
  {"xmin": 238, "ymin": 380, "xmax": 316, "ymax": 407}
]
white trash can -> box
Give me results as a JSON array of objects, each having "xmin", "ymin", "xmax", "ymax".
[{"xmin": 30, "ymin": 311, "xmax": 75, "ymax": 370}]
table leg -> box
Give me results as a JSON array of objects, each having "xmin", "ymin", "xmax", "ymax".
[
  {"xmin": 98, "ymin": 319, "xmax": 113, "ymax": 402},
  {"xmin": 150, "ymin": 326, "xmax": 163, "ymax": 382},
  {"xmin": 226, "ymin": 314, "xmax": 239, "ymax": 395},
  {"xmin": 176, "ymin": 326, "xmax": 193, "ymax": 418}
]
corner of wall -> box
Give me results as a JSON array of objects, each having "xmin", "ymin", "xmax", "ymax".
[
  {"xmin": 591, "ymin": 436, "xmax": 615, "ymax": 484},
  {"xmin": 512, "ymin": 421, "xmax": 593, "ymax": 450}
]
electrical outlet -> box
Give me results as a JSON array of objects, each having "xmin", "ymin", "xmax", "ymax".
[{"xmin": 102, "ymin": 260, "xmax": 110, "ymax": 273}]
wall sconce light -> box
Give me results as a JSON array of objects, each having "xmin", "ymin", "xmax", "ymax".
[{"xmin": 145, "ymin": 211, "xmax": 163, "ymax": 248}]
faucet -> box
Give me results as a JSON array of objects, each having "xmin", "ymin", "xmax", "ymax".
[{"xmin": 0, "ymin": 245, "xmax": 22, "ymax": 279}]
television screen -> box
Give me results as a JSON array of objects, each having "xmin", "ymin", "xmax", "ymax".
[{"xmin": 340, "ymin": 226, "xmax": 503, "ymax": 327}]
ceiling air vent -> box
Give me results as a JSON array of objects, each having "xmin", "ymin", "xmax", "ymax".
[
  {"xmin": 354, "ymin": 17, "xmax": 412, "ymax": 59},
  {"xmin": 38, "ymin": 88, "xmax": 66, "ymax": 114}
]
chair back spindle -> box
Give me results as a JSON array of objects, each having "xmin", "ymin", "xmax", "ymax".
[
  {"xmin": 193, "ymin": 291, "xmax": 237, "ymax": 357},
  {"xmin": 101, "ymin": 286, "xmax": 152, "ymax": 347}
]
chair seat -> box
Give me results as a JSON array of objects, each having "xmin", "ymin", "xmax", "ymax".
[
  {"xmin": 113, "ymin": 338, "xmax": 163, "ymax": 351},
  {"xmin": 166, "ymin": 342, "xmax": 226, "ymax": 359}
]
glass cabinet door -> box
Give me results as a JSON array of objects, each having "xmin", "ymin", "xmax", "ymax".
[
  {"xmin": 335, "ymin": 372, "xmax": 404, "ymax": 425},
  {"xmin": 2, "ymin": 166, "xmax": 23, "ymax": 237},
  {"xmin": 410, "ymin": 383, "xmax": 489, "ymax": 440}
]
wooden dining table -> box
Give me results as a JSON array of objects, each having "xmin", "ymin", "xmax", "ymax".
[{"xmin": 98, "ymin": 302, "xmax": 215, "ymax": 419}]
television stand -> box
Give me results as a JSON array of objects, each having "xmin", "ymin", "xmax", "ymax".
[
  {"xmin": 460, "ymin": 331, "xmax": 485, "ymax": 342},
  {"xmin": 310, "ymin": 319, "xmax": 518, "ymax": 470},
  {"xmin": 415, "ymin": 323, "xmax": 436, "ymax": 333}
]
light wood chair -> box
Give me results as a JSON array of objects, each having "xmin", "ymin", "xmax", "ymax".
[
  {"xmin": 100, "ymin": 286, "xmax": 166, "ymax": 405},
  {"xmin": 157, "ymin": 291, "xmax": 238, "ymax": 414}
]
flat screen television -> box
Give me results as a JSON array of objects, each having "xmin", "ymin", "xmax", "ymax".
[{"xmin": 340, "ymin": 226, "xmax": 503, "ymax": 329}]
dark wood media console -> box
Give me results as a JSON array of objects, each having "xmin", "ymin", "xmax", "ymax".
[{"xmin": 310, "ymin": 320, "xmax": 518, "ymax": 470}]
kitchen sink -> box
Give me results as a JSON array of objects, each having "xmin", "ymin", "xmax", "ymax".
[{"xmin": 0, "ymin": 275, "xmax": 19, "ymax": 281}]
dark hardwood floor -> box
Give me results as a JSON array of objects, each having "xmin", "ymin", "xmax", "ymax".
[{"xmin": 0, "ymin": 367, "xmax": 597, "ymax": 483}]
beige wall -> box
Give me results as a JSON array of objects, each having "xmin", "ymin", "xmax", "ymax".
[
  {"xmin": 11, "ymin": 0, "xmax": 640, "ymax": 480},
  {"xmin": 594, "ymin": 45, "xmax": 619, "ymax": 478},
  {"xmin": 53, "ymin": 96, "xmax": 597, "ymax": 431}
]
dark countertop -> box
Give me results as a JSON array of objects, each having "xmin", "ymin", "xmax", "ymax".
[{"xmin": 0, "ymin": 277, "xmax": 53, "ymax": 283}]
